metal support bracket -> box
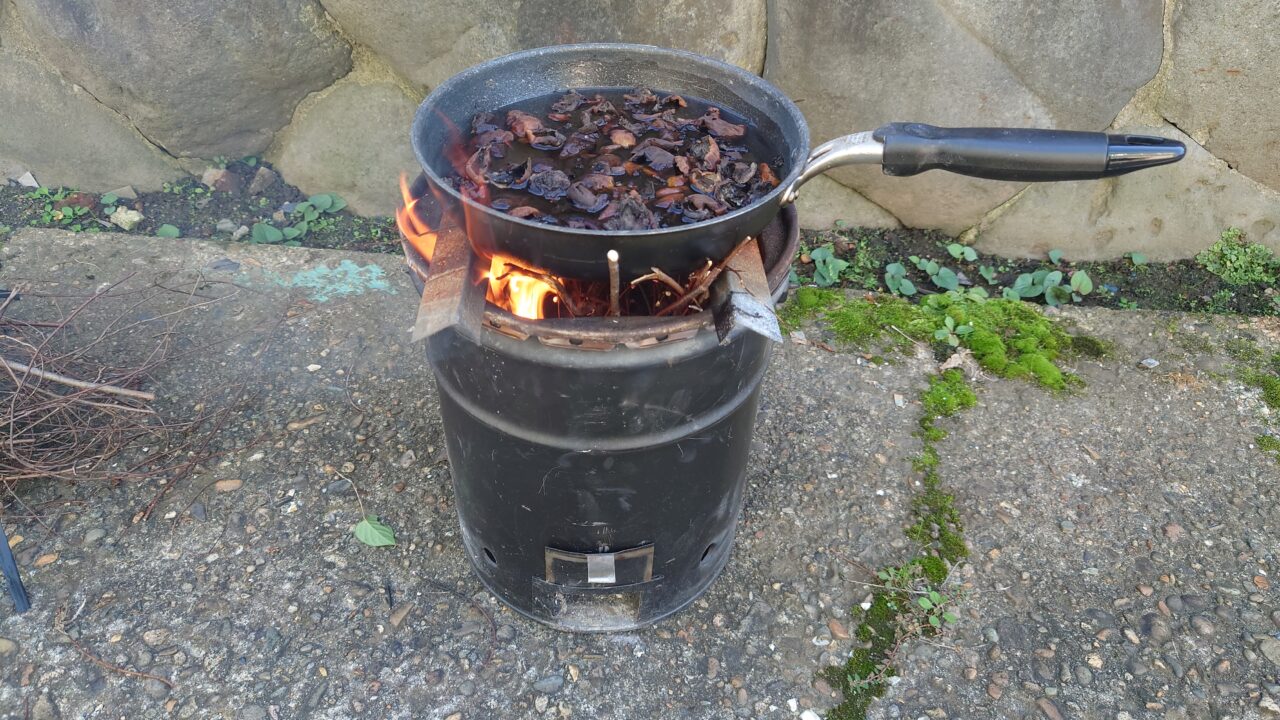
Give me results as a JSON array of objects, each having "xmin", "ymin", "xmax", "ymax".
[
  {"xmin": 410, "ymin": 225, "xmax": 486, "ymax": 343},
  {"xmin": 713, "ymin": 238, "xmax": 782, "ymax": 345}
]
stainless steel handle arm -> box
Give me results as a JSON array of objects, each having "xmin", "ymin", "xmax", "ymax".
[{"xmin": 781, "ymin": 131, "xmax": 884, "ymax": 204}]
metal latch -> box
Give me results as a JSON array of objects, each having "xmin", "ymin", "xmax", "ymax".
[{"xmin": 586, "ymin": 554, "xmax": 617, "ymax": 585}]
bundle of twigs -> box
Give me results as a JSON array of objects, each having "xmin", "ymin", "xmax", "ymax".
[
  {"xmin": 0, "ymin": 277, "xmax": 238, "ymax": 515},
  {"xmin": 496, "ymin": 237, "xmax": 754, "ymax": 319}
]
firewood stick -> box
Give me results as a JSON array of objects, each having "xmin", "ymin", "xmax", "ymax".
[
  {"xmin": 0, "ymin": 357, "xmax": 156, "ymax": 402},
  {"xmin": 607, "ymin": 250, "xmax": 621, "ymax": 317},
  {"xmin": 656, "ymin": 237, "xmax": 754, "ymax": 317},
  {"xmin": 631, "ymin": 267, "xmax": 685, "ymax": 295}
]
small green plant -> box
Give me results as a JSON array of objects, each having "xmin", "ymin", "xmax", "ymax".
[
  {"xmin": 810, "ymin": 244, "xmax": 850, "ymax": 287},
  {"xmin": 156, "ymin": 224, "xmax": 181, "ymax": 238},
  {"xmin": 946, "ymin": 243, "xmax": 978, "ymax": 262},
  {"xmin": 909, "ymin": 256, "xmax": 959, "ymax": 291},
  {"xmin": 933, "ymin": 315, "xmax": 973, "ymax": 347},
  {"xmin": 884, "ymin": 262, "xmax": 916, "ymax": 296},
  {"xmin": 1196, "ymin": 228, "xmax": 1279, "ymax": 286},
  {"xmin": 1008, "ymin": 268, "xmax": 1092, "ymax": 306},
  {"xmin": 1127, "ymin": 251, "xmax": 1148, "ymax": 267},
  {"xmin": 251, "ymin": 222, "xmax": 284, "ymax": 244},
  {"xmin": 1048, "ymin": 249, "xmax": 1064, "ymax": 265},
  {"xmin": 25, "ymin": 187, "xmax": 93, "ymax": 231},
  {"xmin": 978, "ymin": 265, "xmax": 997, "ymax": 284}
]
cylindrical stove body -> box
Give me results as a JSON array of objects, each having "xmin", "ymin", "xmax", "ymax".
[{"xmin": 427, "ymin": 319, "xmax": 771, "ymax": 631}]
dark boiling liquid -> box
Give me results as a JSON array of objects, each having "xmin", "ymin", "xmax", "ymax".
[{"xmin": 458, "ymin": 88, "xmax": 786, "ymax": 229}]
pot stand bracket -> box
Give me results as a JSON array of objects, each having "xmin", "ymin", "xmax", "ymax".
[
  {"xmin": 410, "ymin": 224, "xmax": 486, "ymax": 343},
  {"xmin": 713, "ymin": 238, "xmax": 782, "ymax": 345}
]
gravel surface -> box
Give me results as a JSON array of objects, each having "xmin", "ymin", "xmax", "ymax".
[{"xmin": 1, "ymin": 230, "xmax": 1277, "ymax": 719}]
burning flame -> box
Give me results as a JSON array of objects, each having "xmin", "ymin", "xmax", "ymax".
[
  {"xmin": 396, "ymin": 175, "xmax": 437, "ymax": 264},
  {"xmin": 397, "ymin": 173, "xmax": 557, "ymax": 320},
  {"xmin": 485, "ymin": 257, "xmax": 556, "ymax": 320}
]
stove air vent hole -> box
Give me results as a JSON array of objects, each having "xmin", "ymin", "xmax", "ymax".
[
  {"xmin": 700, "ymin": 543, "xmax": 718, "ymax": 564},
  {"xmin": 483, "ymin": 548, "xmax": 498, "ymax": 566}
]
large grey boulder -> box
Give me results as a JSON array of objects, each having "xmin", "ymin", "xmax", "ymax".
[
  {"xmin": 511, "ymin": 0, "xmax": 766, "ymax": 73},
  {"xmin": 972, "ymin": 125, "xmax": 1280, "ymax": 261},
  {"xmin": 1159, "ymin": 0, "xmax": 1280, "ymax": 192},
  {"xmin": 764, "ymin": 0, "xmax": 1162, "ymax": 234},
  {"xmin": 11, "ymin": 0, "xmax": 351, "ymax": 159},
  {"xmin": 269, "ymin": 77, "xmax": 420, "ymax": 217},
  {"xmin": 0, "ymin": 21, "xmax": 182, "ymax": 191},
  {"xmin": 794, "ymin": 176, "xmax": 900, "ymax": 231},
  {"xmin": 318, "ymin": 0, "xmax": 766, "ymax": 92}
]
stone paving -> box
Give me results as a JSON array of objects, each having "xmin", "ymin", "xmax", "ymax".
[{"xmin": 1, "ymin": 229, "xmax": 1277, "ymax": 720}]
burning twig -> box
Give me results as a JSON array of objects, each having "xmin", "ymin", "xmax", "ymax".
[
  {"xmin": 494, "ymin": 262, "xmax": 583, "ymax": 317},
  {"xmin": 607, "ymin": 250, "xmax": 621, "ymax": 317}
]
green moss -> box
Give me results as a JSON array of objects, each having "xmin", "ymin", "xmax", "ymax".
[
  {"xmin": 1223, "ymin": 338, "xmax": 1264, "ymax": 365},
  {"xmin": 817, "ymin": 291, "xmax": 1095, "ymax": 720},
  {"xmin": 906, "ymin": 482, "xmax": 968, "ymax": 563},
  {"xmin": 1070, "ymin": 334, "xmax": 1113, "ymax": 359},
  {"xmin": 921, "ymin": 369, "xmax": 977, "ymax": 420},
  {"xmin": 778, "ymin": 286, "xmax": 841, "ymax": 331},
  {"xmin": 1258, "ymin": 435, "xmax": 1280, "ymax": 462},
  {"xmin": 826, "ymin": 296, "xmax": 927, "ymax": 347},
  {"xmin": 820, "ymin": 647, "xmax": 891, "ymax": 720},
  {"xmin": 911, "ymin": 445, "xmax": 941, "ymax": 472},
  {"xmin": 1243, "ymin": 369, "xmax": 1280, "ymax": 410},
  {"xmin": 823, "ymin": 591, "xmax": 902, "ymax": 720},
  {"xmin": 911, "ymin": 555, "xmax": 949, "ymax": 586}
]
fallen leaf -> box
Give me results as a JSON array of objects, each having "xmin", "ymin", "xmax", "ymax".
[
  {"xmin": 1255, "ymin": 575, "xmax": 1271, "ymax": 590},
  {"xmin": 7, "ymin": 534, "xmax": 22, "ymax": 548},
  {"xmin": 286, "ymin": 414, "xmax": 326, "ymax": 432},
  {"xmin": 214, "ymin": 478, "xmax": 243, "ymax": 492},
  {"xmin": 34, "ymin": 553, "xmax": 58, "ymax": 567},
  {"xmin": 389, "ymin": 602, "xmax": 414, "ymax": 628}
]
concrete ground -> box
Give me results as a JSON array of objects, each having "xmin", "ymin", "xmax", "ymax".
[{"xmin": 1, "ymin": 229, "xmax": 1277, "ymax": 720}]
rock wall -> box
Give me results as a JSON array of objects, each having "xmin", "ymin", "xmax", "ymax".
[{"xmin": 1, "ymin": 0, "xmax": 1276, "ymax": 258}]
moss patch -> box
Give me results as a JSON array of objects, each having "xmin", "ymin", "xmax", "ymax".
[
  {"xmin": 780, "ymin": 289, "xmax": 1095, "ymax": 394},
  {"xmin": 778, "ymin": 287, "xmax": 842, "ymax": 332},
  {"xmin": 920, "ymin": 369, "xmax": 977, "ymax": 421},
  {"xmin": 1242, "ymin": 369, "xmax": 1280, "ymax": 410},
  {"xmin": 809, "ymin": 292, "xmax": 1094, "ymax": 720},
  {"xmin": 1258, "ymin": 435, "xmax": 1280, "ymax": 462}
]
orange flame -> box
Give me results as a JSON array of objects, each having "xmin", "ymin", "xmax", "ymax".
[
  {"xmin": 396, "ymin": 174, "xmax": 437, "ymax": 264},
  {"xmin": 484, "ymin": 256, "xmax": 555, "ymax": 320},
  {"xmin": 397, "ymin": 173, "xmax": 558, "ymax": 320}
]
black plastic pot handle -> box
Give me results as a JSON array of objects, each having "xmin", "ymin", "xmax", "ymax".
[{"xmin": 873, "ymin": 123, "xmax": 1186, "ymax": 182}]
